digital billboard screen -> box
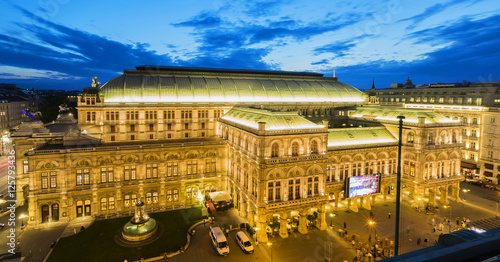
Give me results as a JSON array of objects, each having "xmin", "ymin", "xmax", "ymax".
[{"xmin": 345, "ymin": 174, "xmax": 381, "ymax": 198}]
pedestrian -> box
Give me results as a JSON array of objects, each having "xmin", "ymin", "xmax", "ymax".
[
  {"xmin": 431, "ymin": 217, "xmax": 435, "ymax": 226},
  {"xmin": 368, "ymin": 234, "xmax": 372, "ymax": 243},
  {"xmin": 73, "ymin": 227, "xmax": 77, "ymax": 234},
  {"xmin": 388, "ymin": 212, "xmax": 391, "ymax": 219},
  {"xmin": 163, "ymin": 252, "xmax": 168, "ymax": 261},
  {"xmin": 80, "ymin": 226, "xmax": 85, "ymax": 231},
  {"xmin": 417, "ymin": 237, "xmax": 421, "ymax": 245},
  {"xmin": 424, "ymin": 237, "xmax": 428, "ymax": 246},
  {"xmin": 344, "ymin": 221, "xmax": 347, "ymax": 229},
  {"xmin": 432, "ymin": 226, "xmax": 436, "ymax": 233},
  {"xmin": 456, "ymin": 217, "xmax": 459, "ymax": 226}
]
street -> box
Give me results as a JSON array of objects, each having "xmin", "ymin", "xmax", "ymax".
[{"xmin": 0, "ymin": 176, "xmax": 498, "ymax": 261}]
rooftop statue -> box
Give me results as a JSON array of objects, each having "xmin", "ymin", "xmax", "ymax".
[{"xmin": 91, "ymin": 76, "xmax": 100, "ymax": 88}]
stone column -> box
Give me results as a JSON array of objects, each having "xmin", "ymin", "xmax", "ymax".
[
  {"xmin": 451, "ymin": 183, "xmax": 460, "ymax": 202},
  {"xmin": 247, "ymin": 210, "xmax": 254, "ymax": 227},
  {"xmin": 440, "ymin": 186, "xmax": 449, "ymax": 205},
  {"xmin": 256, "ymin": 213, "xmax": 268, "ymax": 243},
  {"xmin": 428, "ymin": 187, "xmax": 436, "ymax": 207},
  {"xmin": 298, "ymin": 214, "xmax": 308, "ymax": 234},
  {"xmin": 348, "ymin": 197, "xmax": 358, "ymax": 212},
  {"xmin": 279, "ymin": 214, "xmax": 289, "ymax": 238},
  {"xmin": 240, "ymin": 201, "xmax": 247, "ymax": 217},
  {"xmin": 362, "ymin": 196, "xmax": 371, "ymax": 210},
  {"xmin": 317, "ymin": 208, "xmax": 327, "ymax": 230}
]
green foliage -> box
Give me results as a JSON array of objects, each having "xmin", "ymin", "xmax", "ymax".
[{"xmin": 38, "ymin": 95, "xmax": 77, "ymax": 123}]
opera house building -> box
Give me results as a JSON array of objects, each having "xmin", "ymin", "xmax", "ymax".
[{"xmin": 14, "ymin": 66, "xmax": 463, "ymax": 242}]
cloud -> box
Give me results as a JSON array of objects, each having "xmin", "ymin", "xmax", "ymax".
[
  {"xmin": 397, "ymin": 0, "xmax": 484, "ymax": 30},
  {"xmin": 0, "ymin": 7, "xmax": 176, "ymax": 86},
  {"xmin": 313, "ymin": 40, "xmax": 356, "ymax": 57},
  {"xmin": 172, "ymin": 11, "xmax": 222, "ymax": 27},
  {"xmin": 334, "ymin": 14, "xmax": 500, "ymax": 89}
]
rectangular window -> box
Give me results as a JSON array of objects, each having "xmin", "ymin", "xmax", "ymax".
[
  {"xmin": 164, "ymin": 110, "xmax": 175, "ymax": 119},
  {"xmin": 205, "ymin": 159, "xmax": 216, "ymax": 173},
  {"xmin": 41, "ymin": 172, "xmax": 48, "ymax": 189},
  {"xmin": 50, "ymin": 171, "xmax": 57, "ymax": 188},
  {"xmin": 268, "ymin": 182, "xmax": 273, "ymax": 201},
  {"xmin": 145, "ymin": 110, "xmax": 157, "ymax": 120},
  {"xmin": 110, "ymin": 125, "xmax": 116, "ymax": 133},
  {"xmin": 181, "ymin": 110, "xmax": 192, "ymax": 119},
  {"xmin": 167, "ymin": 123, "xmax": 172, "ymax": 130},
  {"xmin": 149, "ymin": 124, "xmax": 154, "ymax": 131},
  {"xmin": 126, "ymin": 111, "xmax": 139, "ymax": 120},
  {"xmin": 124, "ymin": 165, "xmax": 136, "ymax": 181},
  {"xmin": 167, "ymin": 162, "xmax": 178, "ymax": 177},
  {"xmin": 131, "ymin": 135, "xmax": 135, "ymax": 140},
  {"xmin": 491, "ymin": 118, "xmax": 496, "ymax": 123},
  {"xmin": 130, "ymin": 125, "xmax": 135, "ymax": 132},
  {"xmin": 146, "ymin": 164, "xmax": 158, "ymax": 178},
  {"xmin": 488, "ymin": 151, "xmax": 494, "ymax": 159},
  {"xmin": 187, "ymin": 161, "xmax": 197, "ymax": 175},
  {"xmin": 23, "ymin": 160, "xmax": 29, "ymax": 173}
]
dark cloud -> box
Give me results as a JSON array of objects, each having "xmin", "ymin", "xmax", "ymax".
[
  {"xmin": 397, "ymin": 0, "xmax": 483, "ymax": 30},
  {"xmin": 311, "ymin": 59, "xmax": 330, "ymax": 65},
  {"xmin": 173, "ymin": 12, "xmax": 222, "ymax": 27},
  {"xmin": 0, "ymin": 7, "xmax": 176, "ymax": 87},
  {"xmin": 313, "ymin": 40, "xmax": 356, "ymax": 57}
]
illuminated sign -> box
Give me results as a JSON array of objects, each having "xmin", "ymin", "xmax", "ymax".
[{"xmin": 345, "ymin": 174, "xmax": 381, "ymax": 198}]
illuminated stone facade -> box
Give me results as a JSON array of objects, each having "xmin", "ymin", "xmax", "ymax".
[
  {"xmin": 15, "ymin": 67, "xmax": 462, "ymax": 238},
  {"xmin": 367, "ymin": 80, "xmax": 500, "ymax": 183}
]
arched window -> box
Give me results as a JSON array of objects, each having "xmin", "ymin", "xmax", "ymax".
[
  {"xmin": 407, "ymin": 132, "xmax": 414, "ymax": 143},
  {"xmin": 311, "ymin": 140, "xmax": 318, "ymax": 154},
  {"xmin": 292, "ymin": 142, "xmax": 299, "ymax": 156},
  {"xmin": 271, "ymin": 143, "xmax": 279, "ymax": 157}
]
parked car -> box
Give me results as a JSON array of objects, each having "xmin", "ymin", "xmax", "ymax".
[
  {"xmin": 209, "ymin": 226, "xmax": 229, "ymax": 256},
  {"xmin": 0, "ymin": 223, "xmax": 5, "ymax": 229},
  {"xmin": 235, "ymin": 231, "xmax": 254, "ymax": 253}
]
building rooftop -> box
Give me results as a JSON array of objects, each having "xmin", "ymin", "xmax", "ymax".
[
  {"xmin": 220, "ymin": 107, "xmax": 325, "ymax": 131},
  {"xmin": 349, "ymin": 106, "xmax": 459, "ymax": 124},
  {"xmin": 327, "ymin": 126, "xmax": 398, "ymax": 150},
  {"xmin": 100, "ymin": 66, "xmax": 366, "ymax": 104}
]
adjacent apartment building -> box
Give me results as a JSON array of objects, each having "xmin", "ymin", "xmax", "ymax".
[{"xmin": 367, "ymin": 79, "xmax": 500, "ymax": 184}]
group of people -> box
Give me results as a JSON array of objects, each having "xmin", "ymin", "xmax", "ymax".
[{"xmin": 430, "ymin": 216, "xmax": 470, "ymax": 233}]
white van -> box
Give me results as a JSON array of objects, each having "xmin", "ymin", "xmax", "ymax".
[
  {"xmin": 235, "ymin": 231, "xmax": 254, "ymax": 253},
  {"xmin": 209, "ymin": 226, "xmax": 230, "ymax": 256}
]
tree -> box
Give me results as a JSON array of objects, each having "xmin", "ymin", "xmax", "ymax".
[{"xmin": 38, "ymin": 95, "xmax": 77, "ymax": 123}]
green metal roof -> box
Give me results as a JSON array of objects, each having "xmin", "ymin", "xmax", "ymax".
[
  {"xmin": 328, "ymin": 127, "xmax": 397, "ymax": 149},
  {"xmin": 221, "ymin": 107, "xmax": 324, "ymax": 131},
  {"xmin": 99, "ymin": 67, "xmax": 366, "ymax": 104},
  {"xmin": 350, "ymin": 107, "xmax": 458, "ymax": 124}
]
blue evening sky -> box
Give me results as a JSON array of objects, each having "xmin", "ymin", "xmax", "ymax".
[{"xmin": 0, "ymin": 0, "xmax": 499, "ymax": 90}]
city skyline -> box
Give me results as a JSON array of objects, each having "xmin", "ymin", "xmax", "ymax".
[{"xmin": 0, "ymin": 0, "xmax": 499, "ymax": 90}]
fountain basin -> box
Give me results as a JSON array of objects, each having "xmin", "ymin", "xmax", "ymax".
[{"xmin": 121, "ymin": 218, "xmax": 159, "ymax": 242}]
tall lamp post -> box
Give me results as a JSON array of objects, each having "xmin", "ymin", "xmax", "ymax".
[
  {"xmin": 19, "ymin": 214, "xmax": 27, "ymax": 228},
  {"xmin": 329, "ymin": 213, "xmax": 334, "ymax": 228},
  {"xmin": 267, "ymin": 242, "xmax": 273, "ymax": 262},
  {"xmin": 462, "ymin": 189, "xmax": 470, "ymax": 202}
]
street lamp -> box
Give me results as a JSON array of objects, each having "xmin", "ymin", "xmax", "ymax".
[
  {"xmin": 462, "ymin": 189, "xmax": 470, "ymax": 202},
  {"xmin": 267, "ymin": 242, "xmax": 273, "ymax": 262},
  {"xmin": 329, "ymin": 213, "xmax": 334, "ymax": 227},
  {"xmin": 368, "ymin": 220, "xmax": 377, "ymax": 239},
  {"xmin": 19, "ymin": 214, "xmax": 27, "ymax": 228},
  {"xmin": 254, "ymin": 227, "xmax": 259, "ymax": 244}
]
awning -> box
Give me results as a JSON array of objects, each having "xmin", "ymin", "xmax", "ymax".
[
  {"xmin": 208, "ymin": 191, "xmax": 232, "ymax": 203},
  {"xmin": 461, "ymin": 162, "xmax": 477, "ymax": 169}
]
